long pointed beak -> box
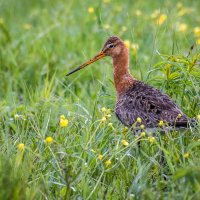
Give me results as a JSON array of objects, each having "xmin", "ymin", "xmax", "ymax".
[{"xmin": 66, "ymin": 51, "xmax": 106, "ymax": 76}]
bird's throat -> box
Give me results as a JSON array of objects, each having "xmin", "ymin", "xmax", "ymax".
[{"xmin": 113, "ymin": 49, "xmax": 135, "ymax": 96}]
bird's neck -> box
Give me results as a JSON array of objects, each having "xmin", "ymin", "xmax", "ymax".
[{"xmin": 113, "ymin": 48, "xmax": 135, "ymax": 97}]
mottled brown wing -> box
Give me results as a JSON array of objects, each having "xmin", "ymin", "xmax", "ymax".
[{"xmin": 115, "ymin": 81, "xmax": 189, "ymax": 128}]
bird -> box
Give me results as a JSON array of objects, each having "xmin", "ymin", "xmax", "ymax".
[{"xmin": 66, "ymin": 36, "xmax": 193, "ymax": 131}]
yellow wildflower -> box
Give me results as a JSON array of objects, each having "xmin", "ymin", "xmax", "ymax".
[
  {"xmin": 123, "ymin": 127, "xmax": 129, "ymax": 133},
  {"xmin": 107, "ymin": 109, "xmax": 111, "ymax": 114},
  {"xmin": 122, "ymin": 26, "xmax": 127, "ymax": 32},
  {"xmin": 59, "ymin": 115, "xmax": 68, "ymax": 127},
  {"xmin": 108, "ymin": 123, "xmax": 113, "ymax": 127},
  {"xmin": 60, "ymin": 115, "xmax": 65, "ymax": 119},
  {"xmin": 137, "ymin": 117, "xmax": 142, "ymax": 123},
  {"xmin": 18, "ymin": 143, "xmax": 25, "ymax": 151},
  {"xmin": 194, "ymin": 27, "xmax": 200, "ymax": 37},
  {"xmin": 103, "ymin": 24, "xmax": 110, "ymax": 30},
  {"xmin": 184, "ymin": 152, "xmax": 189, "ymax": 158},
  {"xmin": 156, "ymin": 14, "xmax": 167, "ymax": 25},
  {"xmin": 101, "ymin": 107, "xmax": 107, "ymax": 112},
  {"xmin": 135, "ymin": 10, "xmax": 142, "ymax": 16},
  {"xmin": 197, "ymin": 115, "xmax": 200, "ymax": 122},
  {"xmin": 88, "ymin": 7, "xmax": 94, "ymax": 13},
  {"xmin": 140, "ymin": 124, "xmax": 145, "ymax": 129},
  {"xmin": 98, "ymin": 154, "xmax": 103, "ymax": 160},
  {"xmin": 14, "ymin": 114, "xmax": 26, "ymax": 120},
  {"xmin": 124, "ymin": 40, "xmax": 130, "ymax": 48},
  {"xmin": 158, "ymin": 120, "xmax": 164, "ymax": 127},
  {"xmin": 141, "ymin": 132, "xmax": 146, "ymax": 137},
  {"xmin": 45, "ymin": 136, "xmax": 53, "ymax": 144},
  {"xmin": 121, "ymin": 139, "xmax": 129, "ymax": 146},
  {"xmin": 101, "ymin": 117, "xmax": 107, "ymax": 123},
  {"xmin": 149, "ymin": 136, "xmax": 155, "ymax": 144},
  {"xmin": 23, "ymin": 23, "xmax": 32, "ymax": 30},
  {"xmin": 105, "ymin": 159, "xmax": 111, "ymax": 167},
  {"xmin": 177, "ymin": 114, "xmax": 182, "ymax": 118},
  {"xmin": 196, "ymin": 38, "xmax": 200, "ymax": 45},
  {"xmin": 177, "ymin": 23, "xmax": 188, "ymax": 32},
  {"xmin": 106, "ymin": 114, "xmax": 111, "ymax": 118}
]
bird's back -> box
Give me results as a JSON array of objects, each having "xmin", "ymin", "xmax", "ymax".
[{"xmin": 115, "ymin": 81, "xmax": 190, "ymax": 128}]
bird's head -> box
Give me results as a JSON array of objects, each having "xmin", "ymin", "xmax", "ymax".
[
  {"xmin": 101, "ymin": 36, "xmax": 125, "ymax": 58},
  {"xmin": 66, "ymin": 36, "xmax": 126, "ymax": 76}
]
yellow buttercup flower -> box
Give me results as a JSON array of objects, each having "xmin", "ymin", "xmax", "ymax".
[
  {"xmin": 156, "ymin": 14, "xmax": 167, "ymax": 25},
  {"xmin": 108, "ymin": 123, "xmax": 112, "ymax": 127},
  {"xmin": 98, "ymin": 154, "xmax": 103, "ymax": 160},
  {"xmin": 123, "ymin": 127, "xmax": 129, "ymax": 133},
  {"xmin": 193, "ymin": 27, "xmax": 200, "ymax": 37},
  {"xmin": 149, "ymin": 136, "xmax": 155, "ymax": 144},
  {"xmin": 45, "ymin": 136, "xmax": 53, "ymax": 144},
  {"xmin": 106, "ymin": 109, "xmax": 111, "ymax": 114},
  {"xmin": 140, "ymin": 124, "xmax": 145, "ymax": 130},
  {"xmin": 124, "ymin": 40, "xmax": 130, "ymax": 49},
  {"xmin": 105, "ymin": 159, "xmax": 111, "ymax": 167},
  {"xmin": 184, "ymin": 152, "xmax": 189, "ymax": 158},
  {"xmin": 196, "ymin": 39, "xmax": 200, "ymax": 45},
  {"xmin": 18, "ymin": 143, "xmax": 25, "ymax": 151},
  {"xmin": 101, "ymin": 117, "xmax": 107, "ymax": 123},
  {"xmin": 106, "ymin": 114, "xmax": 111, "ymax": 118},
  {"xmin": 197, "ymin": 115, "xmax": 200, "ymax": 122},
  {"xmin": 177, "ymin": 114, "xmax": 182, "ymax": 118},
  {"xmin": 103, "ymin": 24, "xmax": 110, "ymax": 30},
  {"xmin": 137, "ymin": 117, "xmax": 142, "ymax": 123},
  {"xmin": 88, "ymin": 7, "xmax": 94, "ymax": 13},
  {"xmin": 60, "ymin": 115, "xmax": 65, "ymax": 119},
  {"xmin": 122, "ymin": 26, "xmax": 127, "ymax": 32},
  {"xmin": 141, "ymin": 132, "xmax": 146, "ymax": 137},
  {"xmin": 59, "ymin": 115, "xmax": 68, "ymax": 127},
  {"xmin": 158, "ymin": 120, "xmax": 164, "ymax": 127},
  {"xmin": 101, "ymin": 107, "xmax": 107, "ymax": 112},
  {"xmin": 135, "ymin": 10, "xmax": 142, "ymax": 16},
  {"xmin": 121, "ymin": 139, "xmax": 129, "ymax": 146},
  {"xmin": 177, "ymin": 23, "xmax": 188, "ymax": 33}
]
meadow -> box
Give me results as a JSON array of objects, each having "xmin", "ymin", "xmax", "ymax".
[{"xmin": 0, "ymin": 0, "xmax": 200, "ymax": 199}]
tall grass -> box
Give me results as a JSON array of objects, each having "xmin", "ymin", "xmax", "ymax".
[{"xmin": 0, "ymin": 0, "xmax": 200, "ymax": 199}]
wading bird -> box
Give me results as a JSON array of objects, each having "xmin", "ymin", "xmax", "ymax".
[{"xmin": 67, "ymin": 36, "xmax": 192, "ymax": 130}]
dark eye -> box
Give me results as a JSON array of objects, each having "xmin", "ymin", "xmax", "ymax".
[{"xmin": 108, "ymin": 44, "xmax": 115, "ymax": 48}]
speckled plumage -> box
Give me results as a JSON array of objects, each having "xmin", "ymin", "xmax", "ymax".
[{"xmin": 115, "ymin": 80, "xmax": 190, "ymax": 128}]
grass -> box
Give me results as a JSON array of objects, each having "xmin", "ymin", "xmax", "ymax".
[{"xmin": 0, "ymin": 0, "xmax": 200, "ymax": 199}]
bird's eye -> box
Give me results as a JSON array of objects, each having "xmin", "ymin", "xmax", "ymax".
[{"xmin": 108, "ymin": 44, "xmax": 115, "ymax": 48}]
